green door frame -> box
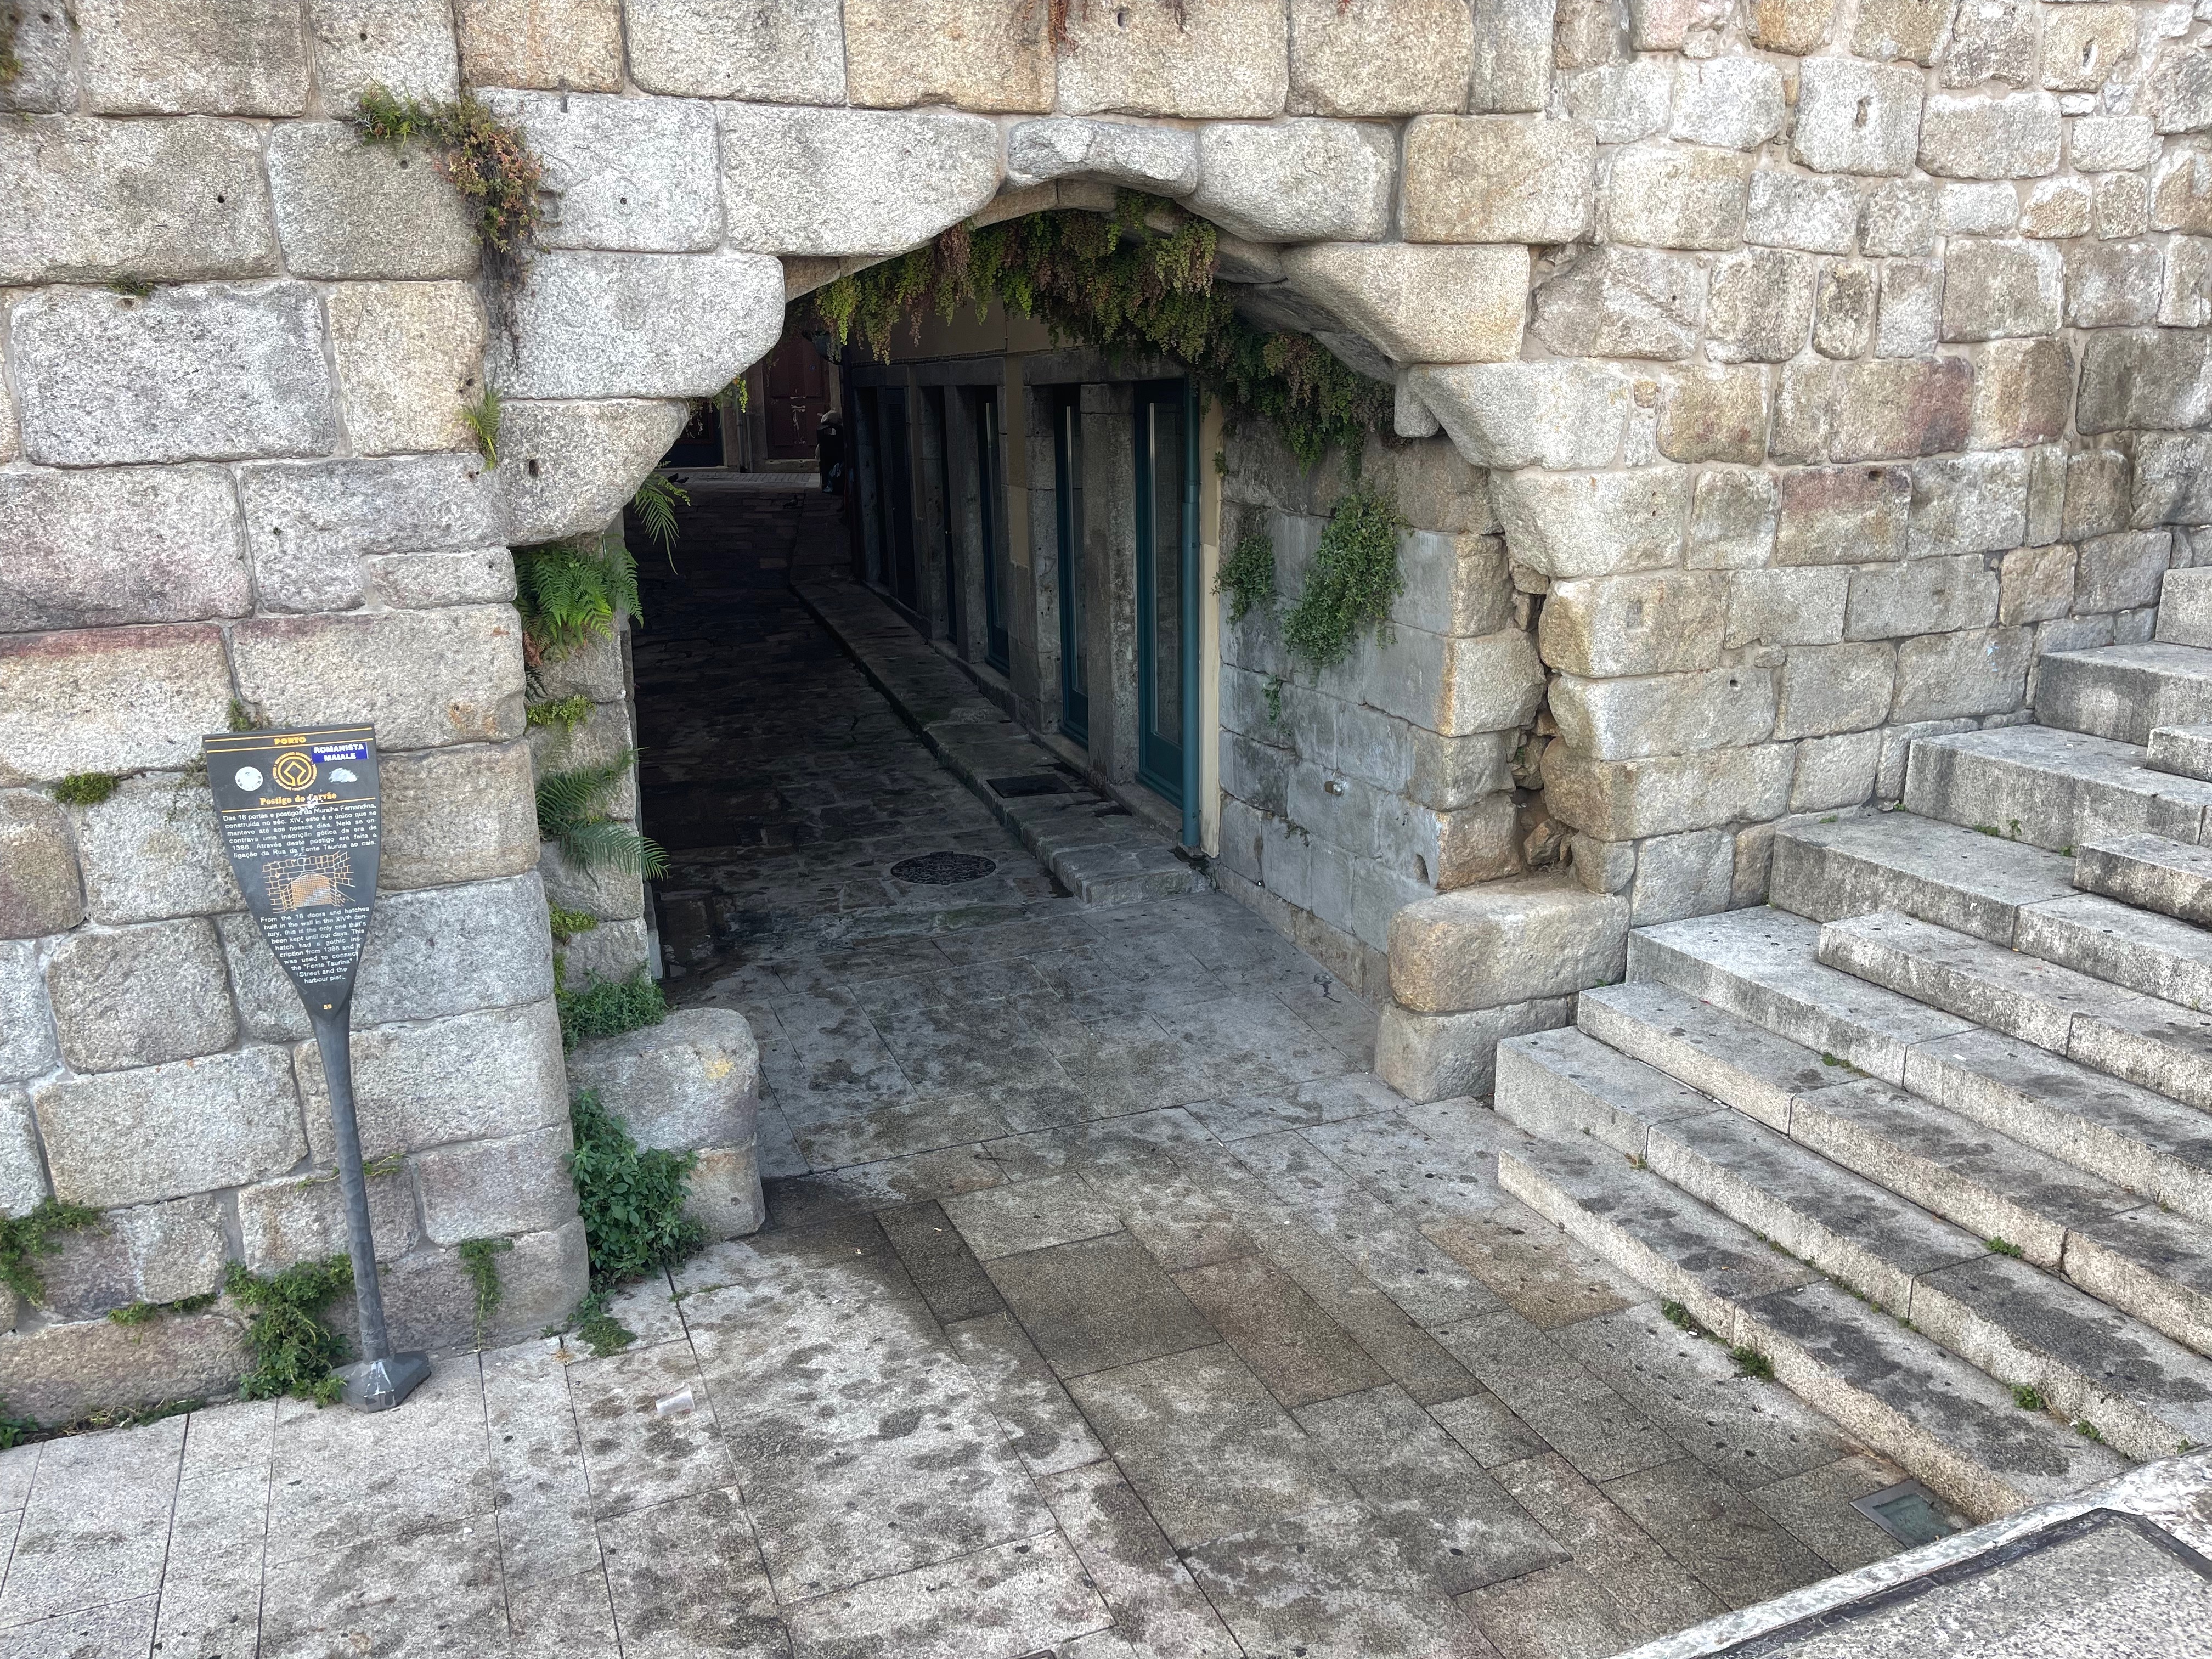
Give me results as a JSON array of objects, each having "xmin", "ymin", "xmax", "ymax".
[{"xmin": 1134, "ymin": 378, "xmax": 1200, "ymax": 847}]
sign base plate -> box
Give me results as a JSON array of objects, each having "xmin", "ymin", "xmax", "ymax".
[{"xmin": 338, "ymin": 1352, "xmax": 433, "ymax": 1413}]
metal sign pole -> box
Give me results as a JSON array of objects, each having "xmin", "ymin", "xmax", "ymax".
[{"xmin": 204, "ymin": 723, "xmax": 428, "ymax": 1412}]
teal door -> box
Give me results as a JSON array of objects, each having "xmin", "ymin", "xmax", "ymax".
[
  {"xmin": 1053, "ymin": 389, "xmax": 1090, "ymax": 746},
  {"xmin": 1135, "ymin": 380, "xmax": 1198, "ymax": 837}
]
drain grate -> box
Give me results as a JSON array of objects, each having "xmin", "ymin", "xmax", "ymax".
[
  {"xmin": 987, "ymin": 772, "xmax": 1070, "ymax": 798},
  {"xmin": 889, "ymin": 851, "xmax": 999, "ymax": 885},
  {"xmin": 1852, "ymin": 1480, "xmax": 1960, "ymax": 1547}
]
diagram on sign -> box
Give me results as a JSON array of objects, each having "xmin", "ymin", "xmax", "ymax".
[{"xmin": 266, "ymin": 850, "xmax": 353, "ymax": 912}]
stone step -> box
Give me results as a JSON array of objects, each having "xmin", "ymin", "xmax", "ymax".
[
  {"xmin": 1632, "ymin": 908, "xmax": 2212, "ymax": 1228},
  {"xmin": 2034, "ymin": 642, "xmax": 2212, "ymax": 748},
  {"xmin": 1770, "ymin": 810, "xmax": 2076, "ymax": 945},
  {"xmin": 2155, "ymin": 566, "xmax": 2212, "ymax": 649},
  {"xmin": 1819, "ymin": 910, "xmax": 2212, "ymax": 1113},
  {"xmin": 1498, "ymin": 1137, "xmax": 2129, "ymax": 1520},
  {"xmin": 2147, "ymin": 726, "xmax": 2212, "ymax": 783},
  {"xmin": 2075, "ymin": 833, "xmax": 2212, "ymax": 927},
  {"xmin": 1499, "ymin": 1030, "xmax": 2212, "ymax": 1459},
  {"xmin": 2012, "ymin": 891, "xmax": 2212, "ymax": 1014},
  {"xmin": 1904, "ymin": 724, "xmax": 2212, "ymax": 854},
  {"xmin": 1578, "ymin": 982, "xmax": 2212, "ymax": 1357}
]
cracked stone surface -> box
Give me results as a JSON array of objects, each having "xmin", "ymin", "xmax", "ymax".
[{"xmin": 0, "ymin": 482, "xmax": 1906, "ymax": 1656}]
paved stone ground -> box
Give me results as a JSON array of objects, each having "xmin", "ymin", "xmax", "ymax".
[{"xmin": 0, "ymin": 479, "xmax": 1911, "ymax": 1659}]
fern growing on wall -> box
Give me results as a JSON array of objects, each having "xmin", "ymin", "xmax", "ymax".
[
  {"xmin": 514, "ymin": 535, "xmax": 641, "ymax": 664},
  {"xmin": 537, "ymin": 747, "xmax": 667, "ymax": 878},
  {"xmin": 628, "ymin": 474, "xmax": 689, "ymax": 567}
]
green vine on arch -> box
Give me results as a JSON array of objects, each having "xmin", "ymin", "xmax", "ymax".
[{"xmin": 812, "ymin": 191, "xmax": 1390, "ymax": 468}]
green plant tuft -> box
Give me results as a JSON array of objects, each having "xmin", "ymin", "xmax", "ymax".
[
  {"xmin": 1262, "ymin": 674, "xmax": 1284, "ymax": 725},
  {"xmin": 0, "ymin": 3, "xmax": 19, "ymax": 88},
  {"xmin": 457, "ymin": 1237, "xmax": 514, "ymax": 1347},
  {"xmin": 1215, "ymin": 529, "xmax": 1276, "ymax": 625},
  {"xmin": 573, "ymin": 1289, "xmax": 636, "ymax": 1357},
  {"xmin": 2076, "ymin": 1418, "xmax": 2106, "ymax": 1443},
  {"xmin": 227, "ymin": 697, "xmax": 266, "ymax": 732},
  {"xmin": 566, "ymin": 1090, "xmax": 702, "ymax": 1285},
  {"xmin": 514, "ymin": 534, "xmax": 642, "ymax": 664},
  {"xmin": 0, "ymin": 1403, "xmax": 35, "ymax": 1451},
  {"xmin": 462, "ymin": 386, "xmax": 502, "ymax": 466},
  {"xmin": 557, "ymin": 968, "xmax": 668, "ymax": 1052},
  {"xmin": 1280, "ymin": 481, "xmax": 1406, "ymax": 670},
  {"xmin": 629, "ymin": 474, "xmax": 690, "ymax": 568},
  {"xmin": 53, "ymin": 772, "xmax": 121, "ymax": 807},
  {"xmin": 548, "ymin": 905, "xmax": 601, "ymax": 946},
  {"xmin": 1729, "ymin": 1344, "xmax": 1775, "ymax": 1380},
  {"xmin": 0, "ymin": 1199, "xmax": 102, "ymax": 1306},
  {"xmin": 355, "ymin": 88, "xmax": 543, "ymax": 261},
  {"xmin": 527, "ymin": 694, "xmax": 594, "ymax": 734},
  {"xmin": 537, "ymin": 749, "xmax": 668, "ymax": 879},
  {"xmin": 227, "ymin": 1256, "xmax": 354, "ymax": 1406},
  {"xmin": 2012, "ymin": 1384, "xmax": 2047, "ymax": 1412},
  {"xmin": 108, "ymin": 277, "xmax": 155, "ymax": 299},
  {"xmin": 107, "ymin": 1302, "xmax": 159, "ymax": 1328},
  {"xmin": 1985, "ymin": 1236, "xmax": 2024, "ymax": 1258},
  {"xmin": 1660, "ymin": 1300, "xmax": 1706, "ymax": 1338}
]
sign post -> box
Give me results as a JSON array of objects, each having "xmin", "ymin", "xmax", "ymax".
[{"xmin": 204, "ymin": 723, "xmax": 430, "ymax": 1412}]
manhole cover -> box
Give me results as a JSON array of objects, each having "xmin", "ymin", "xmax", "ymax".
[
  {"xmin": 889, "ymin": 851, "xmax": 998, "ymax": 885},
  {"xmin": 988, "ymin": 772, "xmax": 1070, "ymax": 797}
]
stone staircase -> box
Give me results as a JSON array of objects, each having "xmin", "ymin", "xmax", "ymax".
[{"xmin": 1491, "ymin": 573, "xmax": 2212, "ymax": 1527}]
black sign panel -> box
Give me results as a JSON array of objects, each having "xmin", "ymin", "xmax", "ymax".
[{"xmin": 205, "ymin": 724, "xmax": 381, "ymax": 1015}]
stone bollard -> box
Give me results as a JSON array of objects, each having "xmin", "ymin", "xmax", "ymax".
[{"xmin": 565, "ymin": 1008, "xmax": 765, "ymax": 1240}]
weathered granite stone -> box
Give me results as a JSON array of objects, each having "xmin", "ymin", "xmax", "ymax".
[
  {"xmin": 1602, "ymin": 144, "xmax": 1753, "ymax": 249},
  {"xmin": 1565, "ymin": 60, "xmax": 1674, "ymax": 144},
  {"xmin": 1861, "ymin": 178, "xmax": 1939, "ymax": 255},
  {"xmin": 2000, "ymin": 543, "xmax": 2078, "ymax": 624},
  {"xmin": 1775, "ymin": 465, "xmax": 1912, "ymax": 564},
  {"xmin": 2148, "ymin": 41, "xmax": 2212, "ymax": 133},
  {"xmin": 2162, "ymin": 238, "xmax": 2212, "ymax": 328},
  {"xmin": 2129, "ymin": 432, "xmax": 2212, "ymax": 527},
  {"xmin": 480, "ymin": 92, "xmax": 720, "ymax": 257},
  {"xmin": 497, "ymin": 400, "xmax": 691, "ymax": 545},
  {"xmin": 569, "ymin": 1007, "xmax": 760, "ymax": 1156},
  {"xmin": 1375, "ymin": 996, "xmax": 1570, "ymax": 1102},
  {"xmin": 238, "ymin": 1164, "xmax": 421, "ymax": 1273},
  {"xmin": 1941, "ymin": 180, "xmax": 2021, "ymax": 236},
  {"xmin": 292, "ymin": 1000, "xmax": 566, "ymax": 1160},
  {"xmin": 1390, "ymin": 878, "xmax": 1629, "ymax": 1014},
  {"xmin": 1874, "ymin": 258, "xmax": 1942, "ymax": 356},
  {"xmin": 1190, "ymin": 121, "xmax": 1396, "ymax": 243},
  {"xmin": 1706, "ymin": 247, "xmax": 1814, "ymax": 362},
  {"xmin": 2095, "ymin": 171, "xmax": 2150, "ymax": 240},
  {"xmin": 1846, "ymin": 551, "xmax": 2001, "ymax": 640},
  {"xmin": 454, "ymin": 0, "xmax": 622, "ymax": 91},
  {"xmin": 0, "ymin": 467, "xmax": 250, "ymax": 635},
  {"xmin": 232, "ymin": 606, "xmax": 525, "ymax": 751},
  {"xmin": 1745, "ymin": 171, "xmax": 1861, "ymax": 254},
  {"xmin": 1491, "ymin": 470, "xmax": 1690, "ymax": 580},
  {"xmin": 45, "ymin": 918, "xmax": 237, "ymax": 1075},
  {"xmin": 1282, "ymin": 246, "xmax": 1527, "ymax": 364},
  {"xmin": 2066, "ymin": 240, "xmax": 2163, "ymax": 328},
  {"xmin": 1657, "ymin": 365, "xmax": 1767, "ymax": 462},
  {"xmin": 1941, "ymin": 238, "xmax": 2064, "ymax": 339},
  {"xmin": 69, "ymin": 774, "xmax": 236, "ymax": 926},
  {"xmin": 77, "ymin": 0, "xmax": 309, "ymax": 116},
  {"xmin": 1673, "ymin": 57, "xmax": 1786, "ymax": 150},
  {"xmin": 1553, "ymin": 663, "xmax": 1778, "ymax": 760},
  {"xmin": 367, "ymin": 548, "xmax": 516, "ymax": 610},
  {"xmin": 328, "ymin": 281, "xmax": 488, "ymax": 458},
  {"xmin": 1906, "ymin": 449, "xmax": 2032, "ymax": 556},
  {"xmin": 33, "ymin": 1045, "xmax": 303, "ymax": 1209},
  {"xmin": 1007, "ymin": 120, "xmax": 1200, "ymax": 194},
  {"xmin": 2042, "ymin": 5, "xmax": 2138, "ymax": 94},
  {"xmin": 0, "ymin": 116, "xmax": 279, "ymax": 285},
  {"xmin": 1793, "ymin": 60, "xmax": 1925, "ymax": 175},
  {"xmin": 0, "ymin": 1086, "xmax": 47, "ymax": 1217},
  {"xmin": 540, "ymin": 838, "xmax": 647, "ymax": 922},
  {"xmin": 1057, "ymin": 0, "xmax": 1289, "ymax": 117},
  {"xmin": 627, "ymin": 0, "xmax": 844, "ymax": 101},
  {"xmin": 306, "ymin": 0, "xmax": 461, "ymax": 104},
  {"xmin": 0, "ymin": 793, "xmax": 81, "ymax": 941},
  {"xmin": 381, "ymin": 743, "xmax": 540, "ymax": 893},
  {"xmin": 684, "ymin": 1144, "xmax": 768, "ymax": 1240},
  {"xmin": 1773, "ymin": 357, "xmax": 1971, "ymax": 464},
  {"xmin": 2153, "ymin": 144, "xmax": 2212, "ymax": 235},
  {"xmin": 1541, "ymin": 571, "xmax": 1729, "ymax": 677},
  {"xmin": 1290, "ymin": 0, "xmax": 1473, "ymax": 116},
  {"xmin": 2077, "ymin": 328, "xmax": 2212, "ymax": 432},
  {"xmin": 381, "ymin": 1217, "xmax": 586, "ymax": 1351},
  {"xmin": 1554, "ymin": 0, "xmax": 1630, "ymax": 66},
  {"xmin": 0, "ymin": 1, "xmax": 77, "ymax": 111},
  {"xmin": 415, "ymin": 1125, "xmax": 578, "ymax": 1244},
  {"xmin": 1726, "ymin": 566, "xmax": 1848, "ymax": 647},
  {"xmin": 1940, "ymin": 0, "xmax": 2036, "ymax": 87},
  {"xmin": 266, "ymin": 124, "xmax": 479, "ymax": 281},
  {"xmin": 1891, "ymin": 627, "xmax": 2032, "ymax": 720},
  {"xmin": 43, "ymin": 1194, "xmax": 230, "ymax": 1318},
  {"xmin": 0, "ymin": 625, "xmax": 234, "ymax": 785},
  {"xmin": 1689, "ymin": 469, "xmax": 1779, "ymax": 568},
  {"xmin": 720, "ymin": 106, "xmax": 1002, "ymax": 257},
  {"xmin": 237, "ymin": 454, "xmax": 507, "ymax": 615},
  {"xmin": 1402, "ymin": 117, "xmax": 1598, "ymax": 242},
  {"xmin": 2073, "ymin": 115, "xmax": 2160, "ymax": 174},
  {"xmin": 503, "ymin": 250, "xmax": 785, "ymax": 399},
  {"xmin": 1750, "ymin": 0, "xmax": 1836, "ymax": 53},
  {"xmin": 1546, "ymin": 743, "xmax": 1797, "ymax": 840},
  {"xmin": 2073, "ymin": 529, "xmax": 2171, "ymax": 612},
  {"xmin": 844, "ymin": 0, "xmax": 1052, "ymax": 112},
  {"xmin": 1409, "ymin": 362, "xmax": 1632, "ymax": 470},
  {"xmin": 2023, "ymin": 444, "xmax": 2066, "ymax": 548},
  {"xmin": 1920, "ymin": 92, "xmax": 2063, "ymax": 179},
  {"xmin": 1853, "ymin": 0, "xmax": 1947, "ymax": 63},
  {"xmin": 0, "ymin": 1311, "xmax": 248, "ymax": 1426},
  {"xmin": 2063, "ymin": 449, "xmax": 2130, "ymax": 541},
  {"xmin": 532, "ymin": 625, "xmax": 629, "ymax": 704},
  {"xmin": 1531, "ymin": 245, "xmax": 1703, "ymax": 360},
  {"xmin": 15, "ymin": 282, "xmax": 336, "ymax": 466},
  {"xmin": 1814, "ymin": 262, "xmax": 1875, "ymax": 358},
  {"xmin": 2022, "ymin": 176, "xmax": 2095, "ymax": 238},
  {"xmin": 0, "ymin": 943, "xmax": 55, "ymax": 1087}
]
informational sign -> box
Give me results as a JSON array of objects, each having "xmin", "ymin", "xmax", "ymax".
[{"xmin": 204, "ymin": 723, "xmax": 427, "ymax": 1412}]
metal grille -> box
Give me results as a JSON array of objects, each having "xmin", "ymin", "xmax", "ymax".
[{"xmin": 889, "ymin": 851, "xmax": 998, "ymax": 885}]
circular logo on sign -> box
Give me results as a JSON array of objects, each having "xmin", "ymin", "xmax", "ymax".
[
  {"xmin": 233, "ymin": 766, "xmax": 263, "ymax": 791},
  {"xmin": 271, "ymin": 752, "xmax": 317, "ymax": 791}
]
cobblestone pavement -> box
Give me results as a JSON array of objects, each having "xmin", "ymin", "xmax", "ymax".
[{"xmin": 0, "ymin": 481, "xmax": 1904, "ymax": 1658}]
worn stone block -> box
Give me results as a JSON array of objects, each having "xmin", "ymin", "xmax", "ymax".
[
  {"xmin": 2021, "ymin": 176, "xmax": 2094, "ymax": 238},
  {"xmin": 454, "ymin": 0, "xmax": 622, "ymax": 91},
  {"xmin": 561, "ymin": 917, "xmax": 652, "ymax": 985},
  {"xmin": 1656, "ymin": 366, "xmax": 1767, "ymax": 462},
  {"xmin": 327, "ymin": 282, "xmax": 487, "ymax": 458},
  {"xmin": 1967, "ymin": 337, "xmax": 2072, "ymax": 451},
  {"xmin": 1286, "ymin": 0, "xmax": 1471, "ymax": 115},
  {"xmin": 236, "ymin": 454, "xmax": 506, "ymax": 616},
  {"xmin": 625, "ymin": 0, "xmax": 843, "ymax": 100},
  {"xmin": 1814, "ymin": 262, "xmax": 1875, "ymax": 358},
  {"xmin": 1891, "ymin": 627, "xmax": 2032, "ymax": 721},
  {"xmin": 1942, "ymin": 180, "xmax": 2021, "ymax": 236},
  {"xmin": 1057, "ymin": 0, "xmax": 1289, "ymax": 117},
  {"xmin": 685, "ymin": 1144, "xmax": 767, "ymax": 1240},
  {"xmin": 1920, "ymin": 92, "xmax": 2062, "ymax": 179},
  {"xmin": 266, "ymin": 123, "xmax": 479, "ymax": 281},
  {"xmin": 2062, "ymin": 450, "xmax": 2130, "ymax": 544},
  {"xmin": 1861, "ymin": 179, "xmax": 1938, "ymax": 256},
  {"xmin": 1408, "ymin": 362, "xmax": 1631, "ymax": 471},
  {"xmin": 2095, "ymin": 171, "xmax": 2150, "ymax": 240},
  {"xmin": 14, "ymin": 283, "xmax": 336, "ymax": 466},
  {"xmin": 1939, "ymin": 0, "xmax": 2036, "ymax": 84},
  {"xmin": 1630, "ymin": 828, "xmax": 1738, "ymax": 924},
  {"xmin": 1706, "ymin": 247, "xmax": 1814, "ymax": 362},
  {"xmin": 1726, "ymin": 567, "xmax": 1849, "ymax": 648},
  {"xmin": 1774, "ymin": 358, "xmax": 1971, "ymax": 464},
  {"xmin": 43, "ymin": 1194, "xmax": 229, "ymax": 1318},
  {"xmin": 381, "ymin": 742, "xmax": 540, "ymax": 893},
  {"xmin": 1471, "ymin": 0, "xmax": 1556, "ymax": 111},
  {"xmin": 368, "ymin": 548, "xmax": 516, "ymax": 611},
  {"xmin": 1402, "ymin": 117, "xmax": 1598, "ymax": 243},
  {"xmin": 0, "ymin": 793, "xmax": 81, "ymax": 941},
  {"xmin": 1530, "ymin": 245, "xmax": 1703, "ymax": 361},
  {"xmin": 0, "ymin": 467, "xmax": 250, "ymax": 636},
  {"xmin": 478, "ymin": 92, "xmax": 722, "ymax": 253},
  {"xmin": 1672, "ymin": 58, "xmax": 1786, "ymax": 151},
  {"xmin": 1776, "ymin": 644, "xmax": 1895, "ymax": 738},
  {"xmin": 2130, "ymin": 433, "xmax": 2212, "ymax": 528},
  {"xmin": 69, "ymin": 774, "xmax": 235, "ymax": 927},
  {"xmin": 1788, "ymin": 730, "xmax": 1882, "ymax": 812},
  {"xmin": 2154, "ymin": 145, "xmax": 2212, "ymax": 235},
  {"xmin": 2064, "ymin": 240, "xmax": 2163, "ymax": 328},
  {"xmin": 0, "ymin": 1085, "xmax": 48, "ymax": 1217},
  {"xmin": 497, "ymin": 400, "xmax": 691, "ymax": 545},
  {"xmin": 842, "ymin": 0, "xmax": 1053, "ymax": 112},
  {"xmin": 2077, "ymin": 328, "xmax": 2212, "ymax": 432},
  {"xmin": 569, "ymin": 1007, "xmax": 759, "ymax": 1154},
  {"xmin": 2075, "ymin": 531, "xmax": 2173, "ymax": 612},
  {"xmin": 1602, "ymin": 144, "xmax": 1752, "ymax": 250},
  {"xmin": 1375, "ymin": 996, "xmax": 1570, "ymax": 1103},
  {"xmin": 1688, "ymin": 469, "xmax": 1779, "ymax": 569},
  {"xmin": 2149, "ymin": 42, "xmax": 2212, "ymax": 134},
  {"xmin": 1408, "ymin": 729, "xmax": 1518, "ymax": 810},
  {"xmin": 0, "ymin": 943, "xmax": 55, "ymax": 1088},
  {"xmin": 1565, "ymin": 61, "xmax": 1674, "ymax": 144},
  {"xmin": 1554, "ymin": 0, "xmax": 1630, "ymax": 67},
  {"xmin": 415, "ymin": 1125, "xmax": 578, "ymax": 1244},
  {"xmin": 1846, "ymin": 552, "xmax": 2001, "ymax": 640},
  {"xmin": 0, "ymin": 116, "xmax": 279, "ymax": 285},
  {"xmin": 0, "ymin": 1311, "xmax": 248, "ymax": 1427},
  {"xmin": 1794, "ymin": 60, "xmax": 1925, "ymax": 175},
  {"xmin": 2041, "ymin": 6, "xmax": 2138, "ymax": 93},
  {"xmin": 238, "ymin": 1164, "xmax": 421, "ymax": 1274},
  {"xmin": 0, "ymin": 2, "xmax": 77, "ymax": 111},
  {"xmin": 1390, "ymin": 531, "xmax": 1516, "ymax": 637},
  {"xmin": 1775, "ymin": 465, "xmax": 1912, "ymax": 565},
  {"xmin": 1008, "ymin": 120, "xmax": 1199, "ymax": 193},
  {"xmin": 1745, "ymin": 171, "xmax": 1860, "ymax": 255},
  {"xmin": 531, "ymin": 625, "xmax": 628, "ymax": 704},
  {"xmin": 1906, "ymin": 450, "xmax": 2031, "ymax": 556},
  {"xmin": 232, "ymin": 606, "xmax": 524, "ymax": 751},
  {"xmin": 293, "ymin": 1000, "xmax": 566, "ymax": 1161},
  {"xmin": 1490, "ymin": 470, "xmax": 1689, "ymax": 580},
  {"xmin": 1544, "ymin": 744, "xmax": 1797, "ymax": 840},
  {"xmin": 1191, "ymin": 122, "xmax": 1397, "ymax": 244},
  {"xmin": 1553, "ymin": 665, "xmax": 1778, "ymax": 760},
  {"xmin": 1853, "ymin": 0, "xmax": 1947, "ymax": 63},
  {"xmin": 78, "ymin": 0, "xmax": 308, "ymax": 115},
  {"xmin": 45, "ymin": 918, "xmax": 236, "ymax": 1075},
  {"xmin": 1389, "ymin": 878, "xmax": 1630, "ymax": 1015},
  {"xmin": 1750, "ymin": 0, "xmax": 1836, "ymax": 52},
  {"xmin": 1336, "ymin": 627, "xmax": 1546, "ymax": 737},
  {"xmin": 2073, "ymin": 115, "xmax": 2160, "ymax": 175},
  {"xmin": 1999, "ymin": 543, "xmax": 2077, "ymax": 625},
  {"xmin": 0, "ymin": 625, "xmax": 234, "ymax": 786},
  {"xmin": 540, "ymin": 838, "xmax": 646, "ymax": 922},
  {"xmin": 307, "ymin": 0, "xmax": 461, "ymax": 104},
  {"xmin": 33, "ymin": 1045, "xmax": 303, "ymax": 1209},
  {"xmin": 1874, "ymin": 258, "xmax": 1941, "ymax": 357},
  {"xmin": 1941, "ymin": 238, "xmax": 2063, "ymax": 340},
  {"xmin": 505, "ymin": 250, "xmax": 786, "ymax": 400},
  {"xmin": 720, "ymin": 106, "xmax": 1001, "ymax": 257}
]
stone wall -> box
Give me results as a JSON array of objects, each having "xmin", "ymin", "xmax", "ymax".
[{"xmin": 1, "ymin": 0, "xmax": 2205, "ymax": 1413}]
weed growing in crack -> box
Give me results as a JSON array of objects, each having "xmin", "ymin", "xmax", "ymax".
[
  {"xmin": 458, "ymin": 1237, "xmax": 514, "ymax": 1347},
  {"xmin": 227, "ymin": 1257, "xmax": 354, "ymax": 1407},
  {"xmin": 1729, "ymin": 1345, "xmax": 1775, "ymax": 1380},
  {"xmin": 0, "ymin": 1200, "xmax": 102, "ymax": 1306}
]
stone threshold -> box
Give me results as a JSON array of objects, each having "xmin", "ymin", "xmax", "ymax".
[{"xmin": 797, "ymin": 577, "xmax": 1205, "ymax": 906}]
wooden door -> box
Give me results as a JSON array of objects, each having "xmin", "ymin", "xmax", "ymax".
[{"xmin": 764, "ymin": 335, "xmax": 830, "ymax": 460}]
